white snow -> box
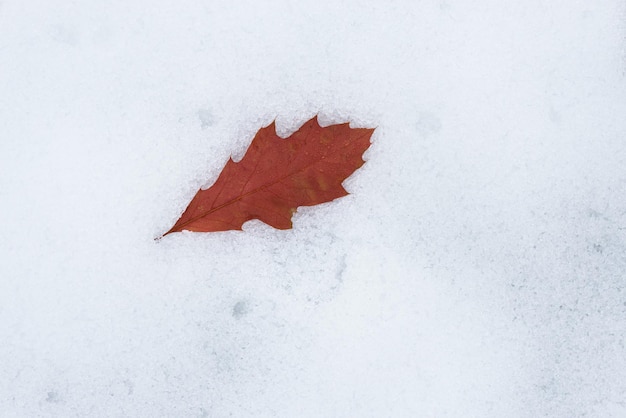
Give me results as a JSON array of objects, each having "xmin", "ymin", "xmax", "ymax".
[{"xmin": 1, "ymin": 0, "xmax": 626, "ymax": 416}]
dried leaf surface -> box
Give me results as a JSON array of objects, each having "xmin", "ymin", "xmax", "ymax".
[{"xmin": 164, "ymin": 116, "xmax": 374, "ymax": 235}]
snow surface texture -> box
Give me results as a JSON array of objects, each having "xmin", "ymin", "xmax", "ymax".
[{"xmin": 1, "ymin": 0, "xmax": 626, "ymax": 416}]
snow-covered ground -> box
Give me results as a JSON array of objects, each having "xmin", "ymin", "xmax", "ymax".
[{"xmin": 1, "ymin": 0, "xmax": 626, "ymax": 416}]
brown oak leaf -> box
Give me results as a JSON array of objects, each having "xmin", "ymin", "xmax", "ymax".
[{"xmin": 163, "ymin": 116, "xmax": 374, "ymax": 235}]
